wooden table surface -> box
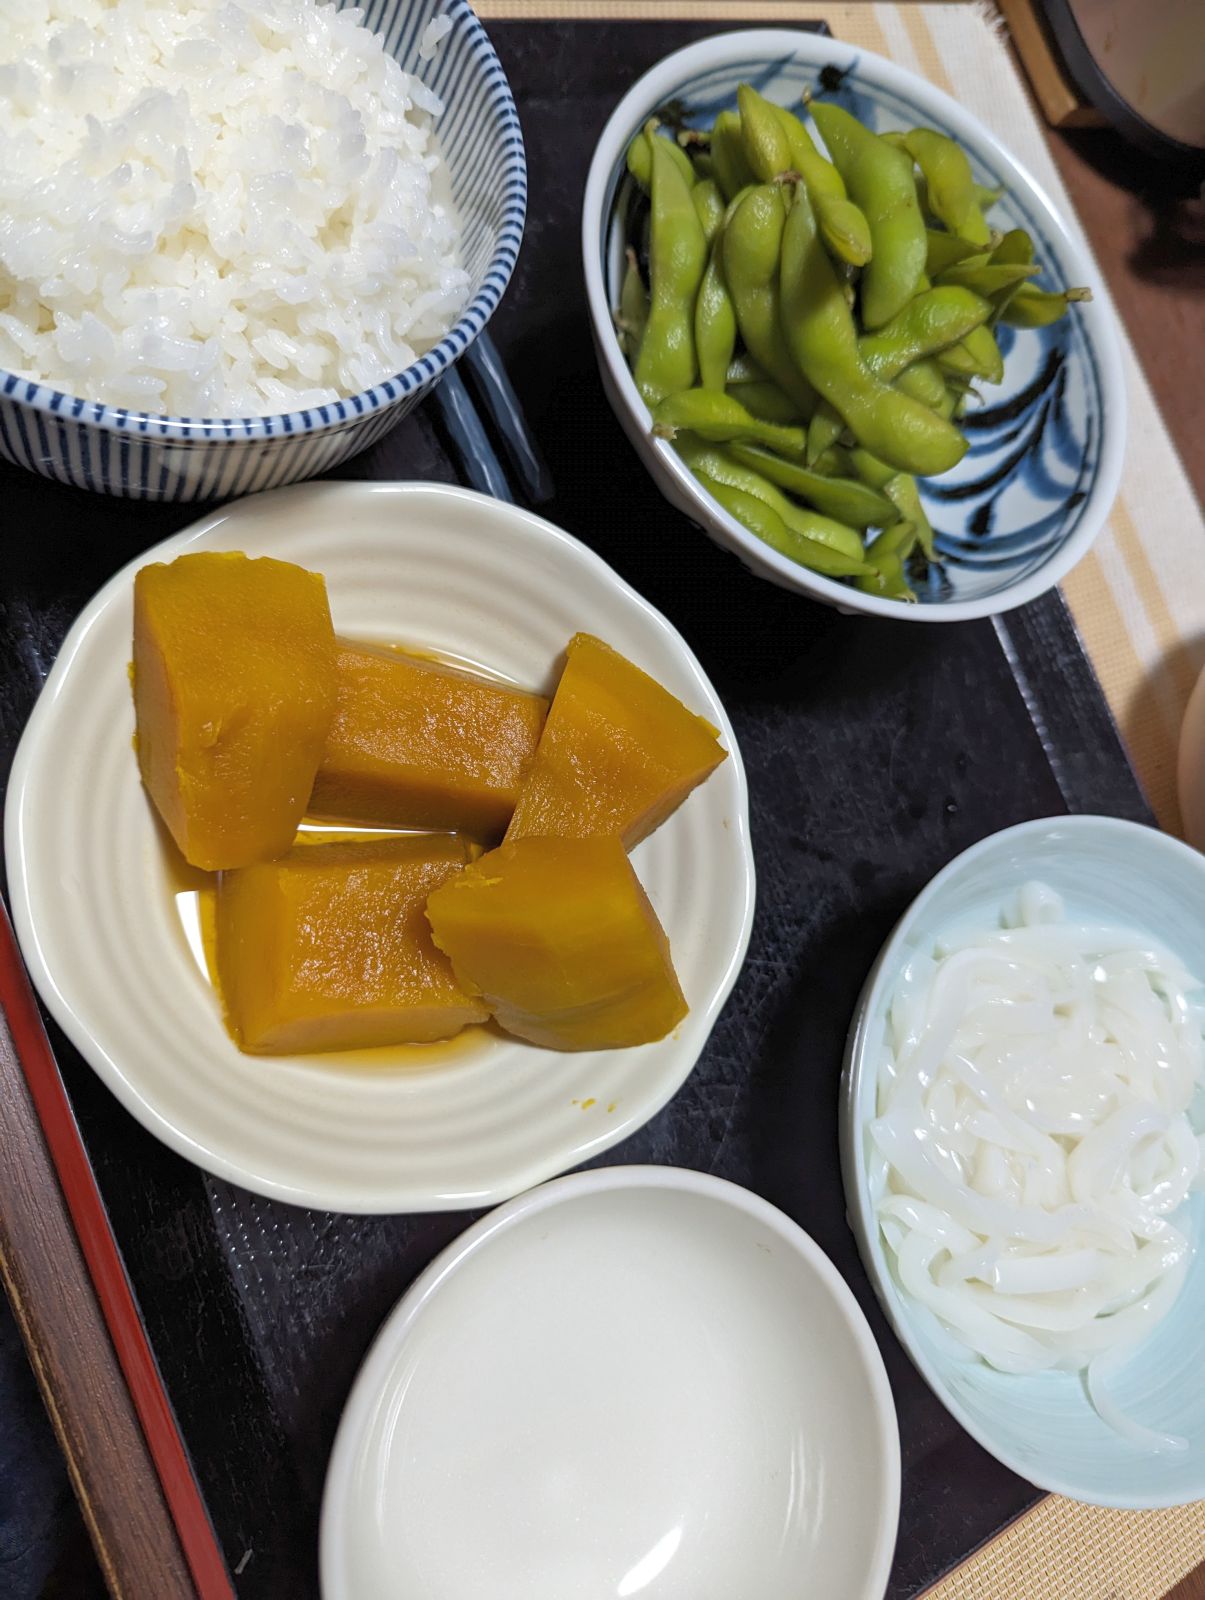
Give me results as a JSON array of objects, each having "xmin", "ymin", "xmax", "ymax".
[{"xmin": 0, "ymin": 16, "xmax": 1202, "ymax": 1600}]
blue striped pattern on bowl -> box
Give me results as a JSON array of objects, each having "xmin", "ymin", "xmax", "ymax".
[{"xmin": 0, "ymin": 0, "xmax": 526, "ymax": 501}]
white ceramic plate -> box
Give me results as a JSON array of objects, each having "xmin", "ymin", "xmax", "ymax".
[
  {"xmin": 320, "ymin": 1166, "xmax": 900, "ymax": 1600},
  {"xmin": 5, "ymin": 482, "xmax": 754, "ymax": 1213}
]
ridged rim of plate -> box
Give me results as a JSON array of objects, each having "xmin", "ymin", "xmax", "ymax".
[
  {"xmin": 581, "ymin": 29, "xmax": 1127, "ymax": 622},
  {"xmin": 0, "ymin": 0, "xmax": 527, "ymax": 442},
  {"xmin": 5, "ymin": 482, "xmax": 755, "ymax": 1214},
  {"xmin": 319, "ymin": 1166, "xmax": 901, "ymax": 1599}
]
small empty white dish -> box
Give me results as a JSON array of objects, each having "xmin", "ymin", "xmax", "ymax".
[{"xmin": 320, "ymin": 1165, "xmax": 900, "ymax": 1600}]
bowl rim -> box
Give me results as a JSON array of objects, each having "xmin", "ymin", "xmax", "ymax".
[
  {"xmin": 5, "ymin": 479, "xmax": 757, "ymax": 1213},
  {"xmin": 581, "ymin": 27, "xmax": 1127, "ymax": 623},
  {"xmin": 0, "ymin": 0, "xmax": 527, "ymax": 442},
  {"xmin": 319, "ymin": 1162, "xmax": 902, "ymax": 1598},
  {"xmin": 839, "ymin": 813, "xmax": 1205, "ymax": 1506}
]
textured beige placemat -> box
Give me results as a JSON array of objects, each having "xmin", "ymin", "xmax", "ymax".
[
  {"xmin": 479, "ymin": 0, "xmax": 1205, "ymax": 838},
  {"xmin": 477, "ymin": 4, "xmax": 1205, "ymax": 1595}
]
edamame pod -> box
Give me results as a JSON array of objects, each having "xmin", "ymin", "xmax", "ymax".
[
  {"xmin": 724, "ymin": 185, "xmax": 819, "ymax": 416},
  {"xmin": 615, "ymin": 247, "xmax": 649, "ymax": 360},
  {"xmin": 726, "ymin": 380, "xmax": 806, "ymax": 424},
  {"xmin": 1001, "ymin": 284, "xmax": 1093, "ymax": 327},
  {"xmin": 676, "ymin": 435, "xmax": 867, "ymax": 560},
  {"xmin": 652, "ymin": 389, "xmax": 805, "ymax": 455},
  {"xmin": 848, "ymin": 446, "xmax": 897, "ymax": 490},
  {"xmin": 810, "ymin": 100, "xmax": 926, "ymax": 328},
  {"xmin": 695, "ymin": 473, "xmax": 874, "ymax": 577},
  {"xmin": 691, "ymin": 178, "xmax": 726, "ymax": 245},
  {"xmin": 936, "ymin": 260, "xmax": 1041, "ymax": 295},
  {"xmin": 894, "ymin": 357, "xmax": 952, "ymax": 414},
  {"xmin": 938, "ymin": 322, "xmax": 1004, "ymax": 384},
  {"xmin": 883, "ymin": 472, "xmax": 935, "ymax": 560},
  {"xmin": 902, "ymin": 128, "xmax": 976, "ymax": 235},
  {"xmin": 737, "ymin": 84, "xmax": 793, "ymax": 181},
  {"xmin": 925, "ymin": 229, "xmax": 985, "ymax": 276},
  {"xmin": 727, "ymin": 441, "xmax": 897, "ymax": 529},
  {"xmin": 709, "ymin": 109, "xmax": 756, "ymax": 201},
  {"xmin": 626, "ymin": 120, "xmax": 697, "ymax": 192},
  {"xmin": 778, "ymin": 186, "xmax": 968, "ymax": 476},
  {"xmin": 695, "ymin": 237, "xmax": 737, "ymax": 391},
  {"xmin": 858, "ymin": 286, "xmax": 992, "ymax": 380},
  {"xmin": 634, "ymin": 138, "xmax": 708, "ymax": 406}
]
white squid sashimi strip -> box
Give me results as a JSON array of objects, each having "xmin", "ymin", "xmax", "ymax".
[
  {"xmin": 1067, "ymin": 1106, "xmax": 1170, "ymax": 1204},
  {"xmin": 891, "ymin": 1233, "xmax": 1055, "ymax": 1373},
  {"xmin": 1087, "ymin": 1356, "xmax": 1188, "ymax": 1454},
  {"xmin": 989, "ymin": 1250, "xmax": 1105, "ymax": 1296}
]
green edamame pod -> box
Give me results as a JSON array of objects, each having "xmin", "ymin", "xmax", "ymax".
[
  {"xmin": 676, "ymin": 435, "xmax": 866, "ymax": 561},
  {"xmin": 695, "ymin": 472, "xmax": 874, "ymax": 577},
  {"xmin": 778, "ymin": 186, "xmax": 968, "ymax": 476},
  {"xmin": 858, "ymin": 519, "xmax": 918, "ymax": 600},
  {"xmin": 902, "ymin": 128, "xmax": 975, "ymax": 235},
  {"xmin": 709, "ymin": 109, "xmax": 756, "ymax": 201},
  {"xmin": 633, "ymin": 138, "xmax": 708, "ymax": 406},
  {"xmin": 807, "ymin": 401, "xmax": 846, "ymax": 466},
  {"xmin": 1002, "ymin": 284, "xmax": 1093, "ymax": 328},
  {"xmin": 771, "ymin": 103, "xmax": 846, "ymax": 199},
  {"xmin": 691, "ymin": 178, "xmax": 726, "ymax": 245},
  {"xmin": 987, "ymin": 229, "xmax": 1037, "ymax": 322},
  {"xmin": 810, "ymin": 101, "xmax": 926, "ymax": 328},
  {"xmin": 726, "ymin": 380, "xmax": 806, "ymax": 424},
  {"xmin": 626, "ymin": 120, "xmax": 697, "ymax": 193},
  {"xmin": 768, "ymin": 106, "xmax": 873, "ymax": 267},
  {"xmin": 690, "ymin": 149, "xmax": 717, "ymax": 183},
  {"xmin": 858, "ymin": 286, "xmax": 992, "ymax": 380},
  {"xmin": 991, "ymin": 228, "xmax": 1034, "ymax": 267},
  {"xmin": 727, "ymin": 441, "xmax": 897, "ymax": 529},
  {"xmin": 615, "ymin": 247, "xmax": 649, "ymax": 361},
  {"xmin": 726, "ymin": 352, "xmax": 771, "ymax": 384},
  {"xmin": 737, "ymin": 84, "xmax": 793, "ymax": 182},
  {"xmin": 694, "ymin": 239, "xmax": 738, "ymax": 392},
  {"xmin": 813, "ymin": 443, "xmax": 853, "ymax": 476},
  {"xmin": 974, "ymin": 182, "xmax": 1004, "ymax": 212},
  {"xmin": 848, "ymin": 446, "xmax": 897, "ymax": 490},
  {"xmin": 815, "ymin": 194, "xmax": 873, "ymax": 268},
  {"xmin": 925, "ymin": 229, "xmax": 984, "ymax": 276},
  {"xmin": 724, "ymin": 185, "xmax": 818, "ymax": 416},
  {"xmin": 894, "ymin": 357, "xmax": 948, "ymax": 411},
  {"xmin": 935, "ymin": 260, "xmax": 1040, "ymax": 295},
  {"xmin": 883, "ymin": 473, "xmax": 934, "ymax": 561},
  {"xmin": 652, "ymin": 389, "xmax": 805, "ymax": 455},
  {"xmin": 938, "ymin": 322, "xmax": 1004, "ymax": 384}
]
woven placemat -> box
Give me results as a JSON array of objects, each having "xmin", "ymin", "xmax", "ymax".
[{"xmin": 477, "ymin": 3, "xmax": 1205, "ymax": 1595}]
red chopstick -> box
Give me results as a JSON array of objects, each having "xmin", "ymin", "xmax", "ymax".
[{"xmin": 0, "ymin": 902, "xmax": 235, "ymax": 1599}]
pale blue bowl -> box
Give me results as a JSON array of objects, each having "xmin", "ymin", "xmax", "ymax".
[
  {"xmin": 0, "ymin": 0, "xmax": 526, "ymax": 500},
  {"xmin": 583, "ymin": 30, "xmax": 1126, "ymax": 619},
  {"xmin": 841, "ymin": 816, "xmax": 1205, "ymax": 1507}
]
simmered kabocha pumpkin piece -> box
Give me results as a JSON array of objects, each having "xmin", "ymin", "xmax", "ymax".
[
  {"xmin": 216, "ymin": 834, "xmax": 488, "ymax": 1054},
  {"xmin": 426, "ymin": 836, "xmax": 687, "ymax": 1050},
  {"xmin": 504, "ymin": 634, "xmax": 726, "ymax": 849},
  {"xmin": 133, "ymin": 551, "xmax": 336, "ymax": 871},
  {"xmin": 310, "ymin": 642, "xmax": 549, "ymax": 837}
]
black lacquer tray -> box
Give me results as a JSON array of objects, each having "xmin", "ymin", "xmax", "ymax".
[{"xmin": 0, "ymin": 15, "xmax": 1149, "ymax": 1598}]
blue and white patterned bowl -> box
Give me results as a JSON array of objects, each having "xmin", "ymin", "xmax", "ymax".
[
  {"xmin": 0, "ymin": 0, "xmax": 526, "ymax": 501},
  {"xmin": 582, "ymin": 31, "xmax": 1126, "ymax": 621}
]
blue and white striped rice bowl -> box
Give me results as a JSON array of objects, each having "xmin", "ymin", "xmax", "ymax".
[
  {"xmin": 0, "ymin": 0, "xmax": 526, "ymax": 501},
  {"xmin": 582, "ymin": 31, "xmax": 1127, "ymax": 620}
]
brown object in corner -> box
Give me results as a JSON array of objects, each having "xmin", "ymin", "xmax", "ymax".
[{"xmin": 997, "ymin": 0, "xmax": 1107, "ymax": 128}]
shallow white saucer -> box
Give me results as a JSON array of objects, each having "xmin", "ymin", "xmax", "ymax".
[
  {"xmin": 320, "ymin": 1166, "xmax": 900, "ymax": 1599},
  {"xmin": 5, "ymin": 482, "xmax": 754, "ymax": 1213}
]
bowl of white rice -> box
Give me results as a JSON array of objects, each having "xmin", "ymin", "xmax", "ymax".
[{"xmin": 0, "ymin": 0, "xmax": 526, "ymax": 500}]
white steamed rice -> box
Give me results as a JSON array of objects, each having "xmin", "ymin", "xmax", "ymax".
[{"xmin": 0, "ymin": 0, "xmax": 470, "ymax": 415}]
